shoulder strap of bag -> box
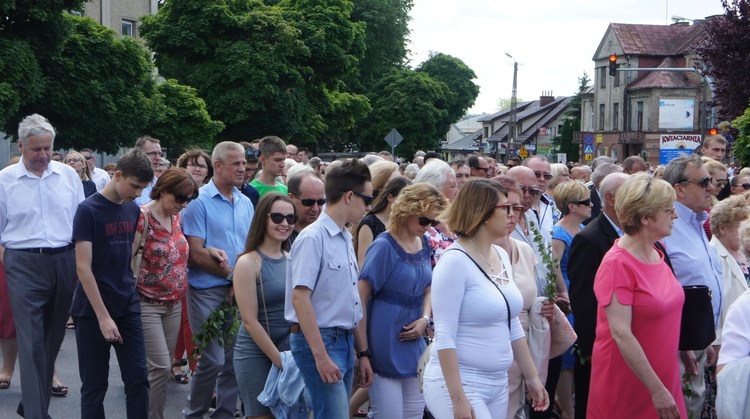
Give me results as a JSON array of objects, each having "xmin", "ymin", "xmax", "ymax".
[
  {"xmin": 132, "ymin": 208, "xmax": 150, "ymax": 284},
  {"xmin": 444, "ymin": 247, "xmax": 511, "ymax": 331}
]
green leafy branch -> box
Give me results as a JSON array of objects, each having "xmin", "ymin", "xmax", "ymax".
[
  {"xmin": 530, "ymin": 221, "xmax": 559, "ymax": 302},
  {"xmin": 191, "ymin": 298, "xmax": 240, "ymax": 360}
]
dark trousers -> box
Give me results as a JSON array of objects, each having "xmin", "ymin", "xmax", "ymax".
[
  {"xmin": 4, "ymin": 248, "xmax": 76, "ymax": 419},
  {"xmin": 530, "ymin": 356, "xmax": 562, "ymax": 419},
  {"xmin": 74, "ymin": 312, "xmax": 149, "ymax": 419},
  {"xmin": 574, "ymin": 355, "xmax": 592, "ymax": 419}
]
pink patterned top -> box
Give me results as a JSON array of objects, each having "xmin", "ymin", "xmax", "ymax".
[{"xmin": 135, "ymin": 209, "xmax": 189, "ymax": 305}]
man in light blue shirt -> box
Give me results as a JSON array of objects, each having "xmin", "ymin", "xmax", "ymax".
[
  {"xmin": 662, "ymin": 154, "xmax": 723, "ymax": 417},
  {"xmin": 134, "ymin": 136, "xmax": 163, "ymax": 205},
  {"xmin": 285, "ymin": 159, "xmax": 374, "ymax": 419},
  {"xmin": 182, "ymin": 141, "xmax": 254, "ymax": 418}
]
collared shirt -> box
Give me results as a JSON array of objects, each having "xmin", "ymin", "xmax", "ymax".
[
  {"xmin": 602, "ymin": 212, "xmax": 624, "ymax": 237},
  {"xmin": 182, "ymin": 180, "xmax": 254, "ymax": 289},
  {"xmin": 285, "ymin": 212, "xmax": 362, "ymax": 329},
  {"xmin": 0, "ymin": 160, "xmax": 85, "ymax": 248},
  {"xmin": 90, "ymin": 167, "xmax": 110, "ymax": 191},
  {"xmin": 135, "ymin": 176, "xmax": 157, "ymax": 205},
  {"xmin": 662, "ymin": 201, "xmax": 723, "ymax": 324},
  {"xmin": 510, "ymin": 214, "xmax": 549, "ymax": 298}
]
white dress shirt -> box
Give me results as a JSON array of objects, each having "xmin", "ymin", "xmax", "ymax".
[
  {"xmin": 0, "ymin": 160, "xmax": 85, "ymax": 248},
  {"xmin": 90, "ymin": 166, "xmax": 110, "ymax": 191}
]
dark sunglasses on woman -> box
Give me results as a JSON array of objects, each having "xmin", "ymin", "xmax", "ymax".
[
  {"xmin": 418, "ymin": 216, "xmax": 440, "ymax": 227},
  {"xmin": 174, "ymin": 194, "xmax": 198, "ymax": 204},
  {"xmin": 269, "ymin": 212, "xmax": 298, "ymax": 225}
]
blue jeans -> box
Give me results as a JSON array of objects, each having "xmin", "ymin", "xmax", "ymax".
[
  {"xmin": 74, "ymin": 312, "xmax": 150, "ymax": 419},
  {"xmin": 290, "ymin": 327, "xmax": 355, "ymax": 419}
]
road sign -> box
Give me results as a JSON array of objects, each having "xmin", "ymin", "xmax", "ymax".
[
  {"xmin": 584, "ymin": 154, "xmax": 593, "ymax": 161},
  {"xmin": 596, "ymin": 134, "xmax": 603, "ymax": 143},
  {"xmin": 384, "ymin": 128, "xmax": 403, "ymax": 156},
  {"xmin": 583, "ymin": 144, "xmax": 594, "ymax": 154},
  {"xmin": 519, "ymin": 146, "xmax": 529, "ymax": 158},
  {"xmin": 583, "ymin": 134, "xmax": 595, "ymax": 145}
]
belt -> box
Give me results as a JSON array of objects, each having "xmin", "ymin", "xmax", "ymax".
[{"xmin": 14, "ymin": 243, "xmax": 75, "ymax": 255}]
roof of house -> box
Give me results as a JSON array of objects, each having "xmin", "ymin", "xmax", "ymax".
[
  {"xmin": 607, "ymin": 22, "xmax": 706, "ymax": 56},
  {"xmin": 626, "ymin": 56, "xmax": 702, "ymax": 91},
  {"xmin": 440, "ymin": 130, "xmax": 481, "ymax": 151},
  {"xmin": 486, "ymin": 96, "xmax": 571, "ymax": 144},
  {"xmin": 477, "ymin": 101, "xmax": 535, "ymax": 123}
]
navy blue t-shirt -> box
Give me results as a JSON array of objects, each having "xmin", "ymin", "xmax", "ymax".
[{"xmin": 70, "ymin": 193, "xmax": 141, "ymax": 318}]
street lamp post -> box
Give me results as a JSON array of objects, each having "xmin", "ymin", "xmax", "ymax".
[{"xmin": 505, "ymin": 53, "xmax": 518, "ymax": 163}]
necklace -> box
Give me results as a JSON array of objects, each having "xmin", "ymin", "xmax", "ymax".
[
  {"xmin": 398, "ymin": 234, "xmax": 419, "ymax": 254},
  {"xmin": 632, "ymin": 245, "xmax": 654, "ymax": 263},
  {"xmin": 469, "ymin": 238, "xmax": 495, "ymax": 273}
]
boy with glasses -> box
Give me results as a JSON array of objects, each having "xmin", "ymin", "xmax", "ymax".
[{"xmin": 285, "ymin": 159, "xmax": 374, "ymax": 419}]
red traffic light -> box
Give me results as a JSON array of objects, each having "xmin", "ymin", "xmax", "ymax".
[
  {"xmin": 709, "ymin": 128, "xmax": 718, "ymax": 136},
  {"xmin": 609, "ymin": 54, "xmax": 617, "ymax": 63},
  {"xmin": 608, "ymin": 54, "xmax": 617, "ymax": 76}
]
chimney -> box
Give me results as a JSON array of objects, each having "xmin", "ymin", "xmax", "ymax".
[{"xmin": 540, "ymin": 91, "xmax": 554, "ymax": 106}]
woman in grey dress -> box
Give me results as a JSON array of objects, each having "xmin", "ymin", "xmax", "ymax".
[{"xmin": 233, "ymin": 193, "xmax": 296, "ymax": 418}]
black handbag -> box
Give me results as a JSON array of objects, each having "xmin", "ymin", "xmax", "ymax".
[{"xmin": 678, "ymin": 285, "xmax": 716, "ymax": 351}]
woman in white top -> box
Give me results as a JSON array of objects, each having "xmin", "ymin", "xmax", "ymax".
[{"xmin": 423, "ymin": 178, "xmax": 548, "ymax": 419}]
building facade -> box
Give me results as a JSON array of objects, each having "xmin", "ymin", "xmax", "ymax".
[{"xmin": 78, "ymin": 0, "xmax": 157, "ymax": 39}]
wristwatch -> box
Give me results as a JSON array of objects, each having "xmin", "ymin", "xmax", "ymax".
[{"xmin": 357, "ymin": 349, "xmax": 372, "ymax": 359}]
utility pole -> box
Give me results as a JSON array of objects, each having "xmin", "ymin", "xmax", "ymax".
[{"xmin": 506, "ymin": 53, "xmax": 518, "ymax": 163}]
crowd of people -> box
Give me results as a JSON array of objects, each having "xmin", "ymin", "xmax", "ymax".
[{"xmin": 2, "ymin": 113, "xmax": 750, "ymax": 419}]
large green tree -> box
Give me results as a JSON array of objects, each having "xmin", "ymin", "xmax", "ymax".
[{"xmin": 417, "ymin": 52, "xmax": 480, "ymax": 123}]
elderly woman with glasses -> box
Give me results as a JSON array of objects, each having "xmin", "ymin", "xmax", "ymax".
[
  {"xmin": 355, "ymin": 183, "xmax": 449, "ymax": 418},
  {"xmin": 133, "ymin": 168, "xmax": 199, "ymax": 419},
  {"xmin": 588, "ymin": 173, "xmax": 686, "ymax": 418}
]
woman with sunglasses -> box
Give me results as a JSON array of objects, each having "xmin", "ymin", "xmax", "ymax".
[
  {"xmin": 354, "ymin": 183, "xmax": 449, "ymax": 418},
  {"xmin": 233, "ymin": 193, "xmax": 296, "ymax": 419},
  {"xmin": 133, "ymin": 168, "xmax": 199, "ymax": 419},
  {"xmin": 550, "ymin": 180, "xmax": 591, "ymax": 419},
  {"xmin": 423, "ymin": 179, "xmax": 548, "ymax": 419},
  {"xmin": 702, "ymin": 157, "xmax": 729, "ymax": 240}
]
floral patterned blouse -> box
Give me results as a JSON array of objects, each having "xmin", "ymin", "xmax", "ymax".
[
  {"xmin": 135, "ymin": 209, "xmax": 189, "ymax": 305},
  {"xmin": 425, "ymin": 226, "xmax": 455, "ymax": 267}
]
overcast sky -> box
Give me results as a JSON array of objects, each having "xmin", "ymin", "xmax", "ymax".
[{"xmin": 408, "ymin": 0, "xmax": 726, "ymax": 115}]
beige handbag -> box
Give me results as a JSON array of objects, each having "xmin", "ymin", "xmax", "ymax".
[{"xmin": 549, "ymin": 304, "xmax": 577, "ymax": 358}]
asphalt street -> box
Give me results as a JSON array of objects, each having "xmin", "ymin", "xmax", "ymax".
[{"xmin": 0, "ymin": 327, "xmax": 198, "ymax": 418}]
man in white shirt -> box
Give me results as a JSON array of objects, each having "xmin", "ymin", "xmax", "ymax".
[
  {"xmin": 134, "ymin": 136, "xmax": 163, "ymax": 205},
  {"xmin": 80, "ymin": 148, "xmax": 110, "ymax": 191},
  {"xmin": 0, "ymin": 114, "xmax": 85, "ymax": 418}
]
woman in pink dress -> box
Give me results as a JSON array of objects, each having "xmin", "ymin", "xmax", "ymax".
[{"xmin": 589, "ymin": 173, "xmax": 687, "ymax": 419}]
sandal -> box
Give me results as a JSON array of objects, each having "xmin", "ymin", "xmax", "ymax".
[
  {"xmin": 0, "ymin": 378, "xmax": 10, "ymax": 389},
  {"xmin": 51, "ymin": 385, "xmax": 68, "ymax": 397},
  {"xmin": 66, "ymin": 322, "xmax": 75, "ymax": 329},
  {"xmin": 170, "ymin": 371, "xmax": 189, "ymax": 384},
  {"xmin": 173, "ymin": 358, "xmax": 187, "ymax": 367}
]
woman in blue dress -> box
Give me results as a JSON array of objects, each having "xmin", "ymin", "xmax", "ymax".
[
  {"xmin": 354, "ymin": 183, "xmax": 449, "ymax": 419},
  {"xmin": 551, "ymin": 180, "xmax": 592, "ymax": 419}
]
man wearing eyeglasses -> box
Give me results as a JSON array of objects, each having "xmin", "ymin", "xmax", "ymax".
[
  {"xmin": 80, "ymin": 148, "xmax": 111, "ymax": 191},
  {"xmin": 523, "ymin": 156, "xmax": 558, "ymax": 244},
  {"xmin": 182, "ymin": 142, "xmax": 254, "ymax": 418},
  {"xmin": 661, "ymin": 154, "xmax": 723, "ymax": 418},
  {"xmin": 134, "ymin": 136, "xmax": 163, "ymax": 205},
  {"xmin": 467, "ymin": 154, "xmax": 491, "ymax": 178},
  {"xmin": 287, "ymin": 144, "xmax": 302, "ymax": 163},
  {"xmin": 287, "ymin": 171, "xmax": 325, "ymax": 245},
  {"xmin": 285, "ymin": 159, "xmax": 374, "ymax": 419}
]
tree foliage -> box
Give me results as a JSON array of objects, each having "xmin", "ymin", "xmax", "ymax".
[
  {"xmin": 417, "ymin": 52, "xmax": 480, "ymax": 123},
  {"xmin": 555, "ymin": 71, "xmax": 591, "ymax": 162},
  {"xmin": 697, "ymin": 0, "xmax": 750, "ymax": 120},
  {"xmin": 732, "ymin": 108, "xmax": 750, "ymax": 165}
]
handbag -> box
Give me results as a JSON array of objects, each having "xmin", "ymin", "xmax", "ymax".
[
  {"xmin": 131, "ymin": 208, "xmax": 150, "ymax": 281},
  {"xmin": 679, "ymin": 285, "xmax": 716, "ymax": 351},
  {"xmin": 549, "ymin": 304, "xmax": 577, "ymax": 358}
]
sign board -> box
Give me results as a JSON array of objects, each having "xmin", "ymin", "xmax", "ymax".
[
  {"xmin": 584, "ymin": 154, "xmax": 593, "ymax": 161},
  {"xmin": 519, "ymin": 146, "xmax": 529, "ymax": 158},
  {"xmin": 526, "ymin": 144, "xmax": 536, "ymax": 152},
  {"xmin": 583, "ymin": 144, "xmax": 594, "ymax": 154},
  {"xmin": 583, "ymin": 134, "xmax": 595, "ymax": 145},
  {"xmin": 383, "ymin": 129, "xmax": 403, "ymax": 148},
  {"xmin": 539, "ymin": 127, "xmax": 548, "ymax": 136},
  {"xmin": 557, "ymin": 153, "xmax": 567, "ymax": 164},
  {"xmin": 596, "ymin": 134, "xmax": 603, "ymax": 143},
  {"xmin": 659, "ymin": 134, "xmax": 702, "ymax": 165},
  {"xmin": 659, "ymin": 99, "xmax": 695, "ymax": 130}
]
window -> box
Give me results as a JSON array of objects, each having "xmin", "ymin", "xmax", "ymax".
[
  {"xmin": 636, "ymin": 101, "xmax": 644, "ymax": 131},
  {"xmin": 122, "ymin": 19, "xmax": 135, "ymax": 37},
  {"xmin": 613, "ymin": 103, "xmax": 619, "ymax": 131},
  {"xmin": 600, "ymin": 67, "xmax": 607, "ymax": 88},
  {"xmin": 599, "ymin": 104, "xmax": 605, "ymax": 131}
]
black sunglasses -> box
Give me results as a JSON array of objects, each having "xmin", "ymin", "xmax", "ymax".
[
  {"xmin": 174, "ymin": 194, "xmax": 197, "ymax": 204},
  {"xmin": 573, "ymin": 198, "xmax": 592, "ymax": 206},
  {"xmin": 83, "ymin": 155, "xmax": 93, "ymax": 160},
  {"xmin": 296, "ymin": 196, "xmax": 326, "ymax": 207},
  {"xmin": 680, "ymin": 177, "xmax": 712, "ymax": 188},
  {"xmin": 418, "ymin": 216, "xmax": 440, "ymax": 227},
  {"xmin": 741, "ymin": 183, "xmax": 750, "ymax": 190},
  {"xmin": 520, "ymin": 186, "xmax": 541, "ymax": 196},
  {"xmin": 269, "ymin": 212, "xmax": 298, "ymax": 224},
  {"xmin": 472, "ymin": 166, "xmax": 489, "ymax": 172},
  {"xmin": 533, "ymin": 171, "xmax": 554, "ymax": 180},
  {"xmin": 341, "ymin": 189, "xmax": 374, "ymax": 206}
]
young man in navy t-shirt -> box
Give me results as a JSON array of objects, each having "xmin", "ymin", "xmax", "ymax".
[{"xmin": 71, "ymin": 149, "xmax": 154, "ymax": 418}]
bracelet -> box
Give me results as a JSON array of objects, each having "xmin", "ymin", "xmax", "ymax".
[
  {"xmin": 357, "ymin": 349, "xmax": 372, "ymax": 359},
  {"xmin": 421, "ymin": 315, "xmax": 430, "ymax": 323}
]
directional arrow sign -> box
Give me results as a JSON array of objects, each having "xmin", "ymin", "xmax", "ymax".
[{"xmin": 384, "ymin": 129, "xmax": 404, "ymax": 148}]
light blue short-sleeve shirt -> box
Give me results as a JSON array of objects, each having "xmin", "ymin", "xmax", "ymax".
[
  {"xmin": 284, "ymin": 212, "xmax": 362, "ymax": 329},
  {"xmin": 183, "ymin": 180, "xmax": 254, "ymax": 289}
]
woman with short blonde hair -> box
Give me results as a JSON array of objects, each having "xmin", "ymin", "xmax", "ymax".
[{"xmin": 65, "ymin": 151, "xmax": 96, "ymax": 197}]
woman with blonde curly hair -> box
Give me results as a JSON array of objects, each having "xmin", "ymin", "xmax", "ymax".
[{"xmin": 354, "ymin": 183, "xmax": 449, "ymax": 418}]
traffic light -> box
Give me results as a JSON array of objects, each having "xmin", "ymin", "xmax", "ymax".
[
  {"xmin": 609, "ymin": 54, "xmax": 617, "ymax": 76},
  {"xmin": 709, "ymin": 128, "xmax": 718, "ymax": 136}
]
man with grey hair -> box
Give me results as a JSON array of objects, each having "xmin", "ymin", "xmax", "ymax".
[
  {"xmin": 134, "ymin": 135, "xmax": 163, "ymax": 205},
  {"xmin": 287, "ymin": 170, "xmax": 325, "ymax": 245},
  {"xmin": 522, "ymin": 155, "xmax": 557, "ymax": 244},
  {"xmin": 0, "ymin": 114, "xmax": 85, "ymax": 417},
  {"xmin": 568, "ymin": 172, "xmax": 629, "ymax": 419},
  {"xmin": 583, "ymin": 163, "xmax": 624, "ymax": 226},
  {"xmin": 590, "ymin": 155, "xmax": 614, "ymax": 171},
  {"xmin": 661, "ymin": 154, "xmax": 723, "ymax": 417},
  {"xmin": 414, "ymin": 159, "xmax": 458, "ymax": 202},
  {"xmin": 182, "ymin": 141, "xmax": 254, "ymax": 418}
]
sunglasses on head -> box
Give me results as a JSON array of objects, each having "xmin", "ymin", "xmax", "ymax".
[
  {"xmin": 534, "ymin": 171, "xmax": 554, "ymax": 180},
  {"xmin": 418, "ymin": 216, "xmax": 440, "ymax": 227},
  {"xmin": 245, "ymin": 149, "xmax": 260, "ymax": 159},
  {"xmin": 174, "ymin": 194, "xmax": 197, "ymax": 204},
  {"xmin": 269, "ymin": 212, "xmax": 298, "ymax": 224},
  {"xmin": 295, "ymin": 196, "xmax": 326, "ymax": 207},
  {"xmin": 680, "ymin": 177, "xmax": 712, "ymax": 188}
]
